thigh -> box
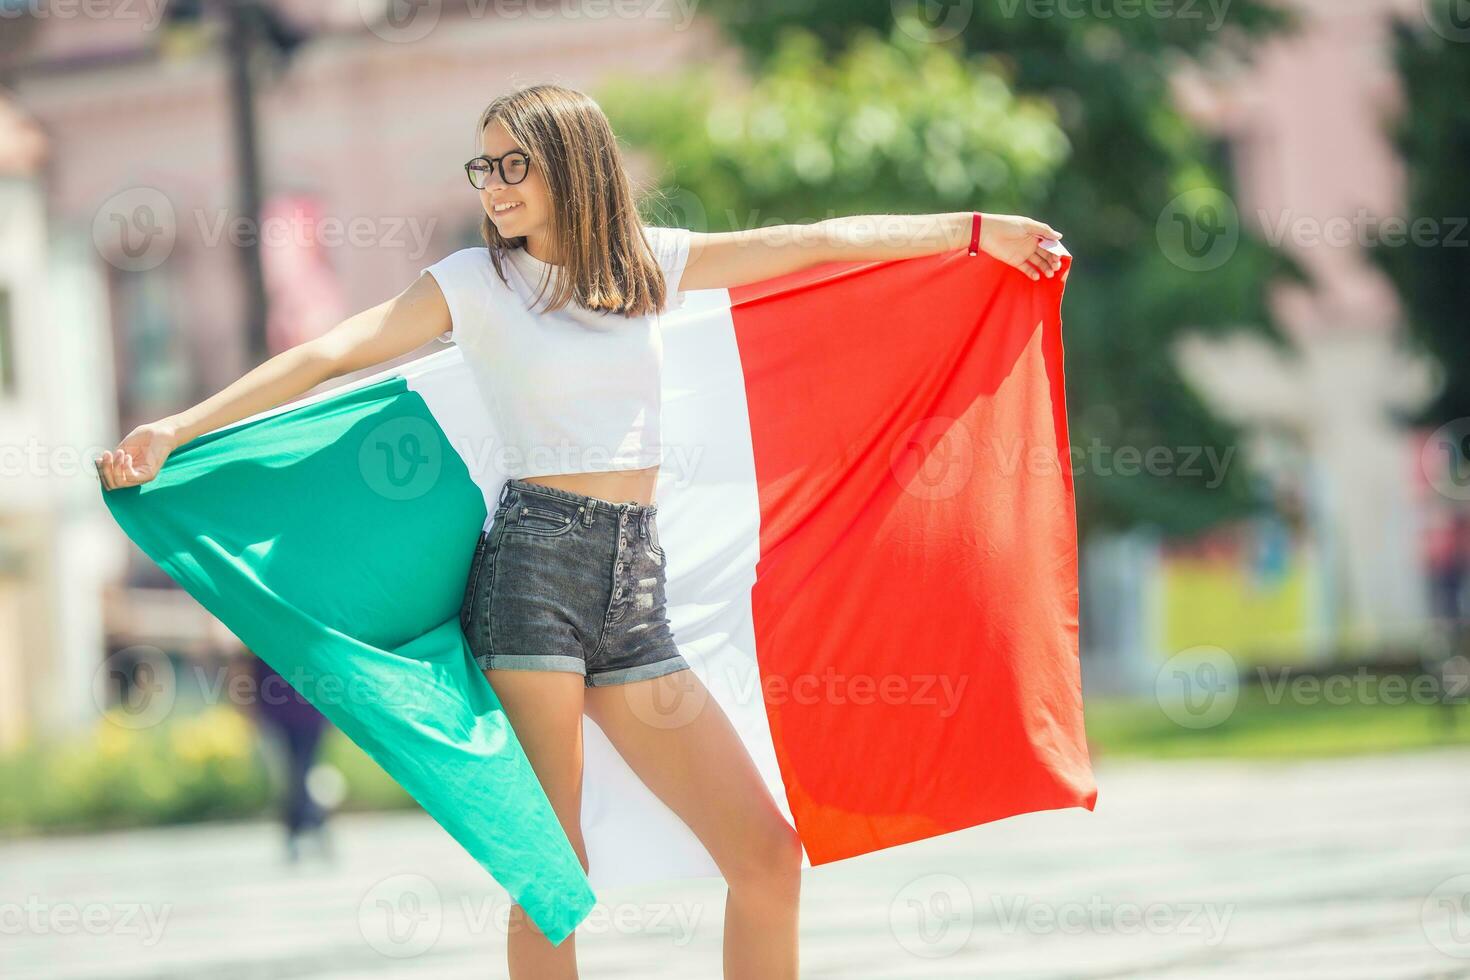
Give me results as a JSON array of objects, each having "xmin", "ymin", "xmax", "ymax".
[
  {"xmin": 583, "ymin": 669, "xmax": 797, "ymax": 877},
  {"xmin": 483, "ymin": 667, "xmax": 590, "ymax": 867}
]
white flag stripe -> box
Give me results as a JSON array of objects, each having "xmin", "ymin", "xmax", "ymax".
[{"xmin": 406, "ymin": 285, "xmax": 806, "ymax": 892}]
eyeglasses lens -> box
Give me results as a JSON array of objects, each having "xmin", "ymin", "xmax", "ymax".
[{"xmin": 465, "ymin": 153, "xmax": 528, "ymax": 189}]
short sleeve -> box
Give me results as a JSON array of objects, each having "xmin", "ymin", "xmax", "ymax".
[
  {"xmin": 420, "ymin": 247, "xmax": 492, "ymax": 344},
  {"xmin": 643, "ymin": 225, "xmax": 693, "ymax": 312}
]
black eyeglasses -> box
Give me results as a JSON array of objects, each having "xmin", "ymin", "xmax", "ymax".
[{"xmin": 464, "ymin": 150, "xmax": 531, "ymax": 189}]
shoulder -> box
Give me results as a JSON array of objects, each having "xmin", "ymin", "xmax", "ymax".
[
  {"xmin": 642, "ymin": 224, "xmax": 692, "ymax": 261},
  {"xmin": 640, "ymin": 225, "xmax": 693, "ymax": 290},
  {"xmin": 422, "ymin": 245, "xmax": 492, "ymax": 282},
  {"xmin": 419, "ymin": 247, "xmax": 498, "ymax": 344}
]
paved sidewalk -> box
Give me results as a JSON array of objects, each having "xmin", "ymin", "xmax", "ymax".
[{"xmin": 4, "ymin": 747, "xmax": 1469, "ymax": 979}]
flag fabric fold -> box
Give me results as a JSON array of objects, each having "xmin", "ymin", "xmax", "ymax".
[{"xmin": 100, "ymin": 240, "xmax": 1092, "ymax": 946}]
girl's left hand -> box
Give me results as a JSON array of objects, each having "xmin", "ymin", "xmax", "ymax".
[{"xmin": 978, "ymin": 213, "xmax": 1064, "ymax": 281}]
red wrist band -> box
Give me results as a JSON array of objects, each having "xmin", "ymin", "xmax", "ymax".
[{"xmin": 968, "ymin": 211, "xmax": 982, "ymax": 256}]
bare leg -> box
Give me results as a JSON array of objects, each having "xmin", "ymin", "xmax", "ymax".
[
  {"xmin": 482, "ymin": 667, "xmax": 588, "ymax": 980},
  {"xmin": 585, "ymin": 669, "xmax": 802, "ymax": 980}
]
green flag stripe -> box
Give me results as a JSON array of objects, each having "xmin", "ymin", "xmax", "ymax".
[{"xmin": 101, "ymin": 372, "xmax": 595, "ymax": 945}]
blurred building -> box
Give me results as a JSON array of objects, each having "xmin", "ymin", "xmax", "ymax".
[
  {"xmin": 1085, "ymin": 0, "xmax": 1442, "ymax": 694},
  {"xmin": 0, "ymin": 1, "xmax": 724, "ymax": 745},
  {"xmin": 0, "ymin": 0, "xmax": 1449, "ymax": 730},
  {"xmin": 1171, "ymin": 0, "xmax": 1435, "ymax": 655},
  {"xmin": 0, "ymin": 88, "xmax": 122, "ymax": 749}
]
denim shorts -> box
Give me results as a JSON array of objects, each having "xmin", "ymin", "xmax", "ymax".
[{"xmin": 458, "ymin": 477, "xmax": 693, "ymax": 686}]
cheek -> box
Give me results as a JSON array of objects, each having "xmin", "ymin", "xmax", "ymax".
[{"xmin": 527, "ymin": 177, "xmax": 552, "ymax": 217}]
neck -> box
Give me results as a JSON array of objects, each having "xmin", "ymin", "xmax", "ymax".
[{"xmin": 522, "ymin": 233, "xmax": 562, "ymax": 266}]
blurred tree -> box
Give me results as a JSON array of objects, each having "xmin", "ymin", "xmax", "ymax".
[
  {"xmin": 1372, "ymin": 3, "xmax": 1470, "ymax": 426},
  {"xmin": 606, "ymin": 29, "xmax": 1069, "ymax": 224},
  {"xmin": 604, "ymin": 4, "xmax": 1302, "ymax": 536}
]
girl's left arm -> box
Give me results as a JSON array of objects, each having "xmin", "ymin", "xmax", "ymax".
[{"xmin": 679, "ymin": 211, "xmax": 1064, "ymax": 292}]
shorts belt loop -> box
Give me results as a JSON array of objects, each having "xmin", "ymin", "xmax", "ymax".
[
  {"xmin": 498, "ymin": 481, "xmax": 512, "ymax": 506},
  {"xmin": 582, "ymin": 498, "xmax": 596, "ymax": 526}
]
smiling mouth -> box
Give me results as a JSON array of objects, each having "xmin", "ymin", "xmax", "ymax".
[{"xmin": 493, "ymin": 202, "xmax": 523, "ymax": 216}]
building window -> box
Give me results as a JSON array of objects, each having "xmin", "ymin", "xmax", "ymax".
[{"xmin": 109, "ymin": 267, "xmax": 191, "ymax": 427}]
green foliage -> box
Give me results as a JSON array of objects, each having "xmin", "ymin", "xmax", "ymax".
[
  {"xmin": 0, "ymin": 706, "xmax": 267, "ymax": 833},
  {"xmin": 1088, "ymin": 678, "xmax": 1470, "ymax": 759},
  {"xmin": 1371, "ymin": 4, "xmax": 1470, "ymax": 426},
  {"xmin": 605, "ymin": 3, "xmax": 1304, "ymax": 535},
  {"xmin": 604, "ymin": 26, "xmax": 1069, "ymax": 226},
  {"xmin": 0, "ymin": 706, "xmax": 411, "ymax": 836}
]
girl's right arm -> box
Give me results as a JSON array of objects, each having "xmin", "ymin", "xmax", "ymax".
[{"xmin": 96, "ymin": 272, "xmax": 454, "ymax": 490}]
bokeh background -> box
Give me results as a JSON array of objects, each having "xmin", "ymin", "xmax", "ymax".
[{"xmin": 2, "ymin": 1, "xmax": 1469, "ymax": 977}]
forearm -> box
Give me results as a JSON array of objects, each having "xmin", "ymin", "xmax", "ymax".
[
  {"xmin": 810, "ymin": 212, "xmax": 974, "ymax": 263},
  {"xmin": 161, "ymin": 342, "xmax": 338, "ymax": 445}
]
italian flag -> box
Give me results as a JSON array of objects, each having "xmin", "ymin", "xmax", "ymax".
[{"xmin": 101, "ymin": 239, "xmax": 1094, "ymax": 946}]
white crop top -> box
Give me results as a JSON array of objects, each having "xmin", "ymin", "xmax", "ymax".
[{"xmin": 420, "ymin": 224, "xmax": 693, "ymax": 481}]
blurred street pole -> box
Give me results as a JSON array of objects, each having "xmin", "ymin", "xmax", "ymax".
[
  {"xmin": 164, "ymin": 0, "xmax": 307, "ymax": 366},
  {"xmin": 223, "ymin": 0, "xmax": 269, "ymax": 366}
]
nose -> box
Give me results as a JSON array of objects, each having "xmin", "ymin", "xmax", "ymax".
[{"xmin": 479, "ymin": 160, "xmax": 510, "ymax": 192}]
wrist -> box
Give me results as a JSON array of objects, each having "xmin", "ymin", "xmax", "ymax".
[{"xmin": 157, "ymin": 415, "xmax": 189, "ymax": 444}]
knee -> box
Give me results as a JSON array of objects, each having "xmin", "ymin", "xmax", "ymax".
[
  {"xmin": 563, "ymin": 827, "xmax": 591, "ymax": 876},
  {"xmin": 726, "ymin": 821, "xmax": 803, "ymax": 899},
  {"xmin": 537, "ymin": 818, "xmax": 590, "ymax": 880},
  {"xmin": 547, "ymin": 807, "xmax": 590, "ymax": 876}
]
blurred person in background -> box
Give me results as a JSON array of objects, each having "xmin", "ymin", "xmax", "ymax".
[
  {"xmin": 1426, "ymin": 507, "xmax": 1469, "ymax": 626},
  {"xmin": 1422, "ymin": 505, "xmax": 1470, "ymax": 732},
  {"xmin": 96, "ymin": 82, "xmax": 1062, "ymax": 979},
  {"xmin": 250, "ymin": 653, "xmax": 335, "ymax": 864}
]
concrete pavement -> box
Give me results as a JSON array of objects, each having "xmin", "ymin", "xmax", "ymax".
[{"xmin": 4, "ymin": 747, "xmax": 1469, "ymax": 979}]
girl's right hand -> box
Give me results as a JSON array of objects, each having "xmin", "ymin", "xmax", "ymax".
[{"xmin": 96, "ymin": 420, "xmax": 181, "ymax": 490}]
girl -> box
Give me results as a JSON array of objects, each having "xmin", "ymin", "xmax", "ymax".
[{"xmin": 97, "ymin": 83, "xmax": 1062, "ymax": 979}]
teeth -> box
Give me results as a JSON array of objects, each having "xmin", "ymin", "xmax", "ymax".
[{"xmin": 494, "ymin": 202, "xmax": 521, "ymax": 213}]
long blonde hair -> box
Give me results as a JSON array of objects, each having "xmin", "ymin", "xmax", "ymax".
[{"xmin": 474, "ymin": 84, "xmax": 672, "ymax": 318}]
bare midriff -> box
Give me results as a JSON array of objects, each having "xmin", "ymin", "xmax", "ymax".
[{"xmin": 519, "ymin": 464, "xmax": 659, "ymax": 507}]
